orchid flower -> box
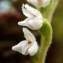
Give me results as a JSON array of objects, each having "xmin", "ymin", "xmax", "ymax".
[
  {"xmin": 18, "ymin": 4, "xmax": 43, "ymax": 30},
  {"xmin": 27, "ymin": 0, "xmax": 51, "ymax": 8},
  {"xmin": 12, "ymin": 28, "xmax": 39, "ymax": 56}
]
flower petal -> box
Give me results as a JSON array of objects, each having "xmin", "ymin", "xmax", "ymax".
[
  {"xmin": 24, "ymin": 4, "xmax": 42, "ymax": 18},
  {"xmin": 12, "ymin": 40, "xmax": 29, "ymax": 55},
  {"xmin": 23, "ymin": 28, "xmax": 36, "ymax": 42},
  {"xmin": 28, "ymin": 41, "xmax": 39, "ymax": 56},
  {"xmin": 18, "ymin": 17, "xmax": 30, "ymax": 27},
  {"xmin": 22, "ymin": 4, "xmax": 33, "ymax": 18}
]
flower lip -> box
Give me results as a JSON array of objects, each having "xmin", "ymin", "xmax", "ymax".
[{"xmin": 12, "ymin": 40, "xmax": 29, "ymax": 55}]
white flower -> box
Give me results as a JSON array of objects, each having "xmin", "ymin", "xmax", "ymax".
[
  {"xmin": 27, "ymin": 0, "xmax": 51, "ymax": 8},
  {"xmin": 12, "ymin": 28, "xmax": 39, "ymax": 56},
  {"xmin": 18, "ymin": 4, "xmax": 43, "ymax": 30}
]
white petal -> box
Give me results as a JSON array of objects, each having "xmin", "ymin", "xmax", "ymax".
[
  {"xmin": 28, "ymin": 41, "xmax": 39, "ymax": 56},
  {"xmin": 18, "ymin": 17, "xmax": 30, "ymax": 26},
  {"xmin": 23, "ymin": 28, "xmax": 36, "ymax": 42},
  {"xmin": 24, "ymin": 4, "xmax": 42, "ymax": 18},
  {"xmin": 22, "ymin": 4, "xmax": 33, "ymax": 18},
  {"xmin": 12, "ymin": 40, "xmax": 29, "ymax": 55}
]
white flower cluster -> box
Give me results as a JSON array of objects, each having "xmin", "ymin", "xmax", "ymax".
[{"xmin": 12, "ymin": 0, "xmax": 50, "ymax": 56}]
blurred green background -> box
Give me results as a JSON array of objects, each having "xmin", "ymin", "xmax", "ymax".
[{"xmin": 46, "ymin": 0, "xmax": 63, "ymax": 63}]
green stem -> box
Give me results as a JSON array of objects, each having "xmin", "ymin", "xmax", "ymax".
[
  {"xmin": 40, "ymin": 0, "xmax": 59, "ymax": 22},
  {"xmin": 30, "ymin": 0, "xmax": 59, "ymax": 63},
  {"xmin": 31, "ymin": 19, "xmax": 52, "ymax": 63}
]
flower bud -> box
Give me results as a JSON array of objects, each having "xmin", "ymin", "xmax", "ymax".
[{"xmin": 27, "ymin": 0, "xmax": 51, "ymax": 8}]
